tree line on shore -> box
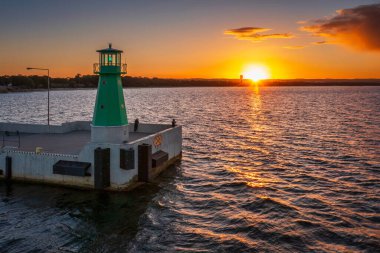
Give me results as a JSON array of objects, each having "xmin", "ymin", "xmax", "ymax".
[
  {"xmin": 0, "ymin": 74, "xmax": 241, "ymax": 92},
  {"xmin": 1, "ymin": 74, "xmax": 379, "ymax": 93}
]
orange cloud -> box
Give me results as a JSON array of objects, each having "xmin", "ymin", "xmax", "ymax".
[
  {"xmin": 302, "ymin": 4, "xmax": 380, "ymax": 51},
  {"xmin": 224, "ymin": 27, "xmax": 293, "ymax": 42}
]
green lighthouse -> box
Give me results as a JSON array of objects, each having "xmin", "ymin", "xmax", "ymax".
[{"xmin": 91, "ymin": 43, "xmax": 129, "ymax": 143}]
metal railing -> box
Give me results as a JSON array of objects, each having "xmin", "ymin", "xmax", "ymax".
[{"xmin": 93, "ymin": 63, "xmax": 127, "ymax": 74}]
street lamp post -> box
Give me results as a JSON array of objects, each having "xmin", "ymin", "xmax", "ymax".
[{"xmin": 26, "ymin": 67, "xmax": 50, "ymax": 127}]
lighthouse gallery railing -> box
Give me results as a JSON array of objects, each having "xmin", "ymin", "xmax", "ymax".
[{"xmin": 93, "ymin": 63, "xmax": 127, "ymax": 74}]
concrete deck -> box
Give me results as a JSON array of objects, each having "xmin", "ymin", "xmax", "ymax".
[{"xmin": 1, "ymin": 131, "xmax": 151, "ymax": 155}]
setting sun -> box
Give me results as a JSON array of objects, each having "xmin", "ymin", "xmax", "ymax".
[{"xmin": 243, "ymin": 65, "xmax": 270, "ymax": 82}]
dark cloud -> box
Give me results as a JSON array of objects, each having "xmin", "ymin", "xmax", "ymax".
[
  {"xmin": 313, "ymin": 41, "xmax": 327, "ymax": 45},
  {"xmin": 225, "ymin": 27, "xmax": 269, "ymax": 35},
  {"xmin": 224, "ymin": 27, "xmax": 293, "ymax": 42},
  {"xmin": 302, "ymin": 4, "xmax": 380, "ymax": 51}
]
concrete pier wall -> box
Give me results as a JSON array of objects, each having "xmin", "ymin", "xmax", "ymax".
[
  {"xmin": 78, "ymin": 125, "xmax": 182, "ymax": 189},
  {"xmin": 0, "ymin": 151, "xmax": 93, "ymax": 188},
  {"xmin": 0, "ymin": 123, "xmax": 182, "ymax": 190},
  {"xmin": 113, "ymin": 125, "xmax": 182, "ymax": 188},
  {"xmin": 0, "ymin": 121, "xmax": 91, "ymax": 134},
  {"xmin": 0, "ymin": 122, "xmax": 173, "ymax": 135}
]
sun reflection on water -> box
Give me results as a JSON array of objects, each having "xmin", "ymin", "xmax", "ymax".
[
  {"xmin": 224, "ymin": 166, "xmax": 266, "ymax": 188},
  {"xmin": 247, "ymin": 84, "xmax": 263, "ymax": 131}
]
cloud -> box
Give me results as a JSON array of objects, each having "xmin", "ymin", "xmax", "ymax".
[
  {"xmin": 302, "ymin": 4, "xmax": 380, "ymax": 51},
  {"xmin": 225, "ymin": 27, "xmax": 270, "ymax": 35},
  {"xmin": 313, "ymin": 41, "xmax": 327, "ymax": 45},
  {"xmin": 224, "ymin": 27, "xmax": 293, "ymax": 42}
]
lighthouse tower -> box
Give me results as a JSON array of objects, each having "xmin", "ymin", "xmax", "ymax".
[{"xmin": 91, "ymin": 43, "xmax": 129, "ymax": 143}]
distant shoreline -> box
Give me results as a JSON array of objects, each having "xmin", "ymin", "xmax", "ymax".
[{"xmin": 1, "ymin": 77, "xmax": 380, "ymax": 94}]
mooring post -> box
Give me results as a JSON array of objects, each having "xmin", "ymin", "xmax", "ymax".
[
  {"xmin": 138, "ymin": 144, "xmax": 152, "ymax": 182},
  {"xmin": 5, "ymin": 156, "xmax": 12, "ymax": 181}
]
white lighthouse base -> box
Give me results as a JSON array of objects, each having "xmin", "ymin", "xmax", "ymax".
[{"xmin": 91, "ymin": 124, "xmax": 129, "ymax": 144}]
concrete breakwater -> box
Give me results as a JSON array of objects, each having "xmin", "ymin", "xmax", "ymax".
[{"xmin": 0, "ymin": 121, "xmax": 182, "ymax": 190}]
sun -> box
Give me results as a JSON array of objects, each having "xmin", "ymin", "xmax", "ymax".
[{"xmin": 242, "ymin": 64, "xmax": 270, "ymax": 82}]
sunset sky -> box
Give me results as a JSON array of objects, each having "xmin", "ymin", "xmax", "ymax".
[{"xmin": 0, "ymin": 0, "xmax": 379, "ymax": 79}]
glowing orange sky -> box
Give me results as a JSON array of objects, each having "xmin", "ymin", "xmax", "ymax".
[{"xmin": 0, "ymin": 0, "xmax": 379, "ymax": 79}]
